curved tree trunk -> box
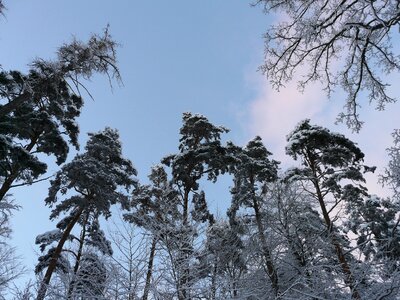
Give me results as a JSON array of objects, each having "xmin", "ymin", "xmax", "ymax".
[
  {"xmin": 309, "ymin": 157, "xmax": 361, "ymax": 300},
  {"xmin": 36, "ymin": 207, "xmax": 84, "ymax": 300}
]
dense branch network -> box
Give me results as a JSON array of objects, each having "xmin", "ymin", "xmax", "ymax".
[{"xmin": 256, "ymin": 0, "xmax": 400, "ymax": 131}]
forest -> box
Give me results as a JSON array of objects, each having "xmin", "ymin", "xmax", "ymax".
[{"xmin": 1, "ymin": 1, "xmax": 400, "ymax": 299}]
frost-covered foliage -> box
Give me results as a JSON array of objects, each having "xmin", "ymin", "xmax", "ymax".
[
  {"xmin": 227, "ymin": 136, "xmax": 280, "ymax": 295},
  {"xmin": 162, "ymin": 112, "xmax": 232, "ymax": 188},
  {"xmin": 116, "ymin": 117, "xmax": 400, "ymax": 299},
  {"xmin": 348, "ymin": 195, "xmax": 400, "ymax": 263},
  {"xmin": 104, "ymin": 213, "xmax": 150, "ymax": 300},
  {"xmin": 384, "ymin": 129, "xmax": 400, "ymax": 201},
  {"xmin": 286, "ymin": 119, "xmax": 369, "ymax": 211},
  {"xmin": 200, "ymin": 220, "xmax": 247, "ymax": 299},
  {"xmin": 2, "ymin": 111, "xmax": 399, "ymax": 299},
  {"xmin": 0, "ymin": 27, "xmax": 120, "ymax": 201},
  {"xmin": 124, "ymin": 165, "xmax": 181, "ymax": 300},
  {"xmin": 45, "ymin": 128, "xmax": 136, "ymax": 218},
  {"xmin": 0, "ymin": 197, "xmax": 24, "ymax": 299},
  {"xmin": 285, "ymin": 119, "xmax": 375, "ymax": 299},
  {"xmin": 153, "ymin": 113, "xmax": 234, "ymax": 299},
  {"xmin": 228, "ymin": 136, "xmax": 278, "ymax": 214},
  {"xmin": 264, "ymin": 181, "xmax": 348, "ymax": 299},
  {"xmin": 126, "ymin": 165, "xmax": 180, "ymax": 234},
  {"xmin": 35, "ymin": 128, "xmax": 136, "ymax": 300},
  {"xmin": 73, "ymin": 252, "xmax": 107, "ymax": 298},
  {"xmin": 256, "ymin": 0, "xmax": 400, "ymax": 131}
]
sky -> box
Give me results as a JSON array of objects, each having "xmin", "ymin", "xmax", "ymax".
[{"xmin": 1, "ymin": 0, "xmax": 400, "ymax": 289}]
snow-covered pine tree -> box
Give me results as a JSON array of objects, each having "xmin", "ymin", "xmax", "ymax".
[
  {"xmin": 0, "ymin": 28, "xmax": 120, "ymax": 201},
  {"xmin": 72, "ymin": 252, "xmax": 107, "ymax": 299},
  {"xmin": 35, "ymin": 127, "xmax": 136, "ymax": 300},
  {"xmin": 161, "ymin": 112, "xmax": 230, "ymax": 300},
  {"xmin": 227, "ymin": 136, "xmax": 280, "ymax": 297},
  {"xmin": 345, "ymin": 194, "xmax": 400, "ymax": 299},
  {"xmin": 65, "ymin": 216, "xmax": 112, "ymax": 299},
  {"xmin": 285, "ymin": 119, "xmax": 372, "ymax": 300}
]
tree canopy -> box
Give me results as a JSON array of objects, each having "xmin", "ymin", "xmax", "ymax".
[{"xmin": 256, "ymin": 0, "xmax": 400, "ymax": 131}]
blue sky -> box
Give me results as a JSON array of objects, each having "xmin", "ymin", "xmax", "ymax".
[{"xmin": 1, "ymin": 0, "xmax": 400, "ymax": 287}]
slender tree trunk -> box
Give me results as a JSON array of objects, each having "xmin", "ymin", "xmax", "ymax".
[
  {"xmin": 210, "ymin": 257, "xmax": 218, "ymax": 300},
  {"xmin": 309, "ymin": 157, "xmax": 361, "ymax": 300},
  {"xmin": 232, "ymin": 281, "xmax": 237, "ymax": 299},
  {"xmin": 178, "ymin": 188, "xmax": 191, "ymax": 300},
  {"xmin": 252, "ymin": 197, "xmax": 280, "ymax": 296},
  {"xmin": 142, "ymin": 236, "xmax": 157, "ymax": 300},
  {"xmin": 67, "ymin": 213, "xmax": 89, "ymax": 299},
  {"xmin": 0, "ymin": 172, "xmax": 19, "ymax": 202},
  {"xmin": 36, "ymin": 207, "xmax": 84, "ymax": 300}
]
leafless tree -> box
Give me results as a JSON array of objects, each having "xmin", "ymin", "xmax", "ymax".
[
  {"xmin": 0, "ymin": 197, "xmax": 25, "ymax": 299},
  {"xmin": 256, "ymin": 0, "xmax": 400, "ymax": 131},
  {"xmin": 105, "ymin": 212, "xmax": 148, "ymax": 300}
]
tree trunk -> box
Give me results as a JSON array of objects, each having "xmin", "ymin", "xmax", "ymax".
[
  {"xmin": 0, "ymin": 172, "xmax": 19, "ymax": 202},
  {"xmin": 210, "ymin": 257, "xmax": 218, "ymax": 300},
  {"xmin": 36, "ymin": 207, "xmax": 84, "ymax": 300},
  {"xmin": 142, "ymin": 236, "xmax": 157, "ymax": 300},
  {"xmin": 67, "ymin": 213, "xmax": 89, "ymax": 299},
  {"xmin": 0, "ymin": 132, "xmax": 40, "ymax": 201},
  {"xmin": 309, "ymin": 157, "xmax": 361, "ymax": 300},
  {"xmin": 178, "ymin": 188, "xmax": 191, "ymax": 300},
  {"xmin": 0, "ymin": 92, "xmax": 31, "ymax": 118},
  {"xmin": 252, "ymin": 197, "xmax": 280, "ymax": 296}
]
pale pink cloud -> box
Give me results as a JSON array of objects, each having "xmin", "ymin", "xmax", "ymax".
[
  {"xmin": 243, "ymin": 70, "xmax": 400, "ymax": 198},
  {"xmin": 246, "ymin": 72, "xmax": 331, "ymax": 163}
]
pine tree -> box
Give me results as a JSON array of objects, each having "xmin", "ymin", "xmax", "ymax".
[
  {"xmin": 227, "ymin": 136, "xmax": 280, "ymax": 296},
  {"xmin": 285, "ymin": 119, "xmax": 371, "ymax": 299},
  {"xmin": 161, "ymin": 112, "xmax": 230, "ymax": 299},
  {"xmin": 73, "ymin": 252, "xmax": 107, "ymax": 298},
  {"xmin": 35, "ymin": 127, "xmax": 136, "ymax": 300},
  {"xmin": 0, "ymin": 28, "xmax": 120, "ymax": 201},
  {"xmin": 345, "ymin": 194, "xmax": 400, "ymax": 298}
]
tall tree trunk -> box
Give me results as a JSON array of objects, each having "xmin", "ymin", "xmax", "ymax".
[
  {"xmin": 67, "ymin": 213, "xmax": 89, "ymax": 299},
  {"xmin": 36, "ymin": 207, "xmax": 84, "ymax": 300},
  {"xmin": 252, "ymin": 197, "xmax": 279, "ymax": 296},
  {"xmin": 142, "ymin": 236, "xmax": 157, "ymax": 300},
  {"xmin": 178, "ymin": 188, "xmax": 191, "ymax": 300},
  {"xmin": 210, "ymin": 257, "xmax": 218, "ymax": 300},
  {"xmin": 309, "ymin": 157, "xmax": 361, "ymax": 300}
]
